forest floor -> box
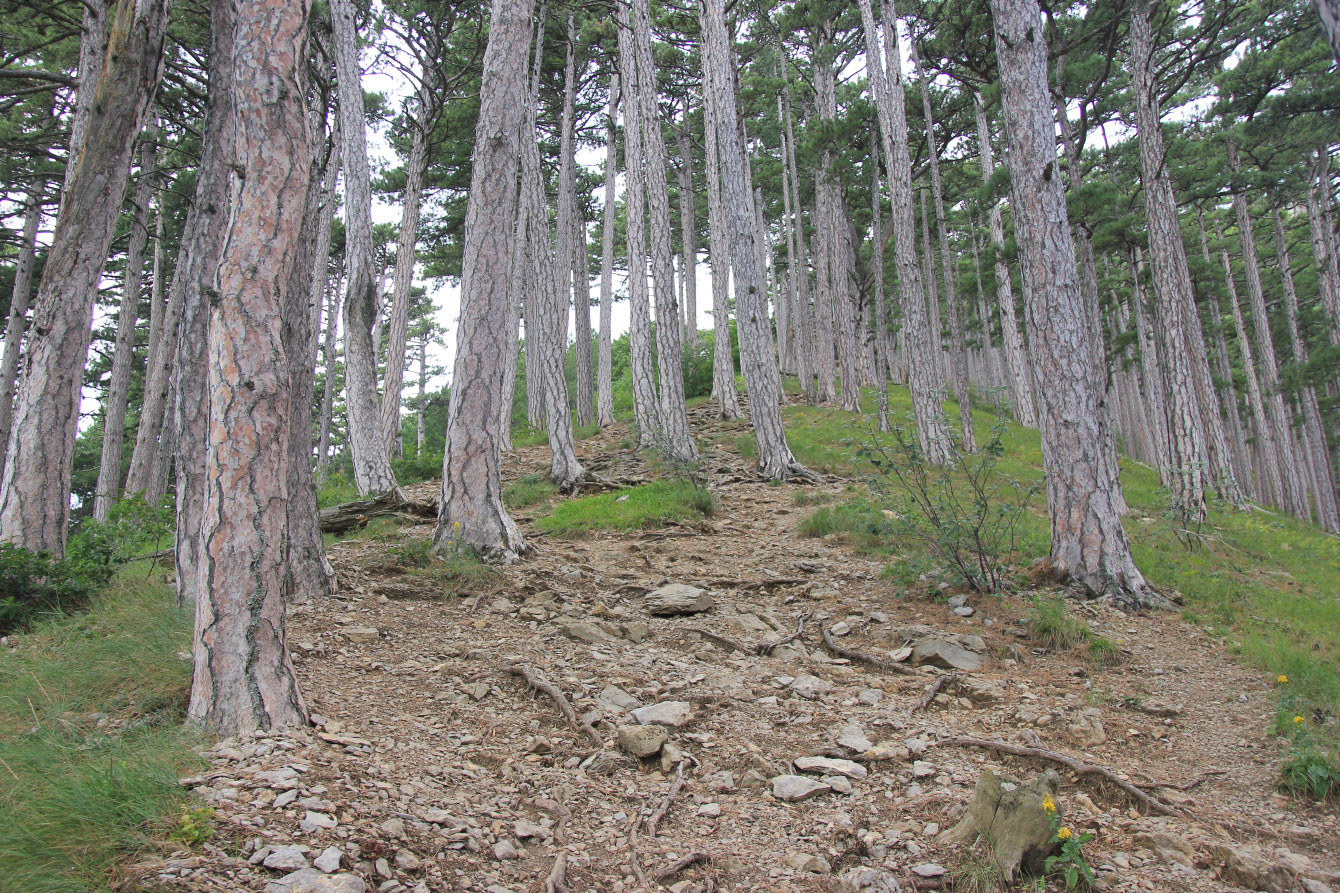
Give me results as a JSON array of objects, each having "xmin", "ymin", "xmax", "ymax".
[{"xmin": 127, "ymin": 401, "xmax": 1340, "ymax": 893}]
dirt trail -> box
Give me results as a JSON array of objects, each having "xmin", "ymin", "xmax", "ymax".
[{"xmin": 143, "ymin": 410, "xmax": 1340, "ymax": 893}]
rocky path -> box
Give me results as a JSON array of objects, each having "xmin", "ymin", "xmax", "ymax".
[{"xmin": 140, "ymin": 413, "xmax": 1340, "ymax": 893}]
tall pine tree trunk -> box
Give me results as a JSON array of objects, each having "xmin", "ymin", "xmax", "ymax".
[
  {"xmin": 631, "ymin": 0, "xmax": 696, "ymax": 460},
  {"xmin": 701, "ymin": 48, "xmax": 741, "ymax": 421},
  {"xmin": 1227, "ymin": 140, "xmax": 1305, "ymax": 517},
  {"xmin": 617, "ymin": 5, "xmax": 663, "ymax": 444},
  {"xmin": 676, "ymin": 99, "xmax": 699, "ymax": 348},
  {"xmin": 381, "ymin": 85, "xmax": 433, "ymax": 458},
  {"xmin": 94, "ymin": 136, "xmax": 155, "ymax": 521},
  {"xmin": 1273, "ymin": 204, "xmax": 1338, "ymax": 531},
  {"xmin": 597, "ymin": 75, "xmax": 618, "ymax": 428},
  {"xmin": 911, "ymin": 39, "xmax": 974, "ymax": 448},
  {"xmin": 858, "ymin": 0, "xmax": 954, "ymax": 464},
  {"xmin": 434, "ymin": 0, "xmax": 534, "ymax": 563},
  {"xmin": 331, "ymin": 0, "xmax": 399, "ymax": 496},
  {"xmin": 700, "ymin": 0, "xmax": 811, "ymax": 480},
  {"xmin": 990, "ymin": 0, "xmax": 1157, "ymax": 606},
  {"xmin": 972, "ymin": 93, "xmax": 1036, "ymax": 426},
  {"xmin": 188, "ymin": 0, "xmax": 312, "ymax": 735},
  {"xmin": 0, "ymin": 184, "xmax": 44, "ymax": 482},
  {"xmin": 316, "ymin": 276, "xmax": 341, "ymax": 484},
  {"xmin": 1129, "ymin": 0, "xmax": 1210, "ymax": 524},
  {"xmin": 0, "ymin": 0, "xmax": 169, "ymax": 556}
]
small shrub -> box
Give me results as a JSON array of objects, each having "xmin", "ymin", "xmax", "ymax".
[
  {"xmin": 858, "ymin": 414, "xmax": 1039, "ymax": 592},
  {"xmin": 387, "ymin": 539, "xmax": 434, "ymax": 569},
  {"xmin": 317, "ymin": 472, "xmax": 361, "ymax": 508},
  {"xmin": 504, "ymin": 474, "xmax": 558, "ymax": 509},
  {"xmin": 1085, "ymin": 635, "xmax": 1120, "ymax": 668},
  {"xmin": 798, "ymin": 499, "xmax": 897, "ymax": 555},
  {"xmin": 169, "ymin": 806, "xmax": 215, "ymax": 847},
  {"xmin": 1279, "ymin": 748, "xmax": 1340, "ymax": 800},
  {"xmin": 392, "ymin": 453, "xmax": 442, "ymax": 485},
  {"xmin": 0, "ymin": 545, "xmax": 109, "ymax": 634},
  {"xmin": 791, "ymin": 489, "xmax": 833, "ymax": 508}
]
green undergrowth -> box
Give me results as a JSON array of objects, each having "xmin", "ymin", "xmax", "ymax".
[
  {"xmin": 797, "ymin": 497, "xmax": 898, "ymax": 555},
  {"xmin": 535, "ymin": 479, "xmax": 715, "ymax": 536},
  {"xmin": 503, "ymin": 474, "xmax": 559, "ymax": 510},
  {"xmin": 778, "ymin": 381, "xmax": 1340, "ymax": 797},
  {"xmin": 1028, "ymin": 596, "xmax": 1122, "ymax": 668},
  {"xmin": 0, "ymin": 567, "xmax": 203, "ymax": 892}
]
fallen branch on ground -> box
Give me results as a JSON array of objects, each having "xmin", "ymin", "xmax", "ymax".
[
  {"xmin": 503, "ymin": 664, "xmax": 603, "ymax": 748},
  {"xmin": 930, "ymin": 735, "xmax": 1188, "ymax": 817},
  {"xmin": 820, "ymin": 626, "xmax": 918, "ymax": 675},
  {"xmin": 644, "ymin": 761, "xmax": 687, "ymax": 837},
  {"xmin": 911, "ymin": 672, "xmax": 956, "ymax": 713},
  {"xmin": 319, "ymin": 492, "xmax": 436, "ymax": 533},
  {"xmin": 759, "ymin": 612, "xmax": 812, "ymax": 655}
]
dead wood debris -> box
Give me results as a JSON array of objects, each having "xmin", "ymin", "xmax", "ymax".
[
  {"xmin": 643, "ymin": 760, "xmax": 688, "ymax": 838},
  {"xmin": 651, "ymin": 851, "xmax": 712, "ymax": 882},
  {"xmin": 821, "ymin": 625, "xmax": 918, "ymax": 675},
  {"xmin": 503, "ymin": 663, "xmax": 604, "ymax": 749},
  {"xmin": 911, "ymin": 672, "xmax": 956, "ymax": 713},
  {"xmin": 930, "ymin": 735, "xmax": 1189, "ymax": 817}
]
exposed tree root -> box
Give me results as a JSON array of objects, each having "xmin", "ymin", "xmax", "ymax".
[
  {"xmin": 540, "ymin": 853, "xmax": 569, "ymax": 893},
  {"xmin": 652, "ymin": 851, "xmax": 711, "ymax": 882},
  {"xmin": 758, "ymin": 612, "xmax": 811, "ymax": 655},
  {"xmin": 503, "ymin": 664, "xmax": 603, "ymax": 748},
  {"xmin": 930, "ymin": 735, "xmax": 1188, "ymax": 817},
  {"xmin": 690, "ymin": 612, "xmax": 811, "ymax": 657},
  {"xmin": 911, "ymin": 672, "xmax": 956, "ymax": 713},
  {"xmin": 821, "ymin": 626, "xmax": 919, "ymax": 675},
  {"xmin": 643, "ymin": 760, "xmax": 687, "ymax": 837}
]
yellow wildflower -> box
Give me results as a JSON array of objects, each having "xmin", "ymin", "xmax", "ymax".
[
  {"xmin": 1042, "ymin": 795, "xmax": 1056, "ymax": 814},
  {"xmin": 1278, "ymin": 675, "xmax": 1289, "ymax": 684},
  {"xmin": 1294, "ymin": 715, "xmax": 1305, "ymax": 725},
  {"xmin": 1057, "ymin": 827, "xmax": 1073, "ymax": 841}
]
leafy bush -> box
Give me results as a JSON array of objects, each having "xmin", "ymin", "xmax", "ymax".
[
  {"xmin": 858, "ymin": 415, "xmax": 1038, "ymax": 592},
  {"xmin": 0, "ymin": 546, "xmax": 102, "ymax": 634},
  {"xmin": 1279, "ymin": 748, "xmax": 1340, "ymax": 800},
  {"xmin": 392, "ymin": 452, "xmax": 442, "ymax": 485},
  {"xmin": 681, "ymin": 338, "xmax": 714, "ymax": 399}
]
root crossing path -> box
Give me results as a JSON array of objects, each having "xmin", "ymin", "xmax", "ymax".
[{"xmin": 145, "ymin": 413, "xmax": 1339, "ymax": 893}]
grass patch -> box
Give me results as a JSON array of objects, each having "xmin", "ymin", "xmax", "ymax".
[
  {"xmin": 1027, "ymin": 595, "xmax": 1122, "ymax": 668},
  {"xmin": 504, "ymin": 474, "xmax": 558, "ymax": 510},
  {"xmin": 791, "ymin": 489, "xmax": 834, "ymax": 507},
  {"xmin": 797, "ymin": 499, "xmax": 898, "ymax": 556},
  {"xmin": 316, "ymin": 472, "xmax": 361, "ymax": 508},
  {"xmin": 0, "ymin": 569, "xmax": 203, "ymax": 893},
  {"xmin": 535, "ymin": 480, "xmax": 715, "ymax": 536}
]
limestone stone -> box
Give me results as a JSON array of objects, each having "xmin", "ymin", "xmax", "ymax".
[{"xmin": 644, "ymin": 583, "xmax": 713, "ymax": 615}]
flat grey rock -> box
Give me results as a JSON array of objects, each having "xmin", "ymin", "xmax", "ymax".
[
  {"xmin": 630, "ymin": 700, "xmax": 692, "ymax": 728},
  {"xmin": 911, "ymin": 639, "xmax": 983, "ymax": 672},
  {"xmin": 644, "ymin": 583, "xmax": 713, "ymax": 615},
  {"xmin": 794, "ymin": 755, "xmax": 868, "ymax": 779},
  {"xmin": 770, "ymin": 774, "xmax": 831, "ymax": 802}
]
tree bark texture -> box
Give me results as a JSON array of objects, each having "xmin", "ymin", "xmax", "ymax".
[
  {"xmin": 701, "ymin": 36, "xmax": 741, "ymax": 421},
  {"xmin": 188, "ymin": 0, "xmax": 312, "ymax": 736},
  {"xmin": 972, "ymin": 93, "xmax": 1036, "ymax": 427},
  {"xmin": 860, "ymin": 0, "xmax": 954, "ymax": 464},
  {"xmin": 617, "ymin": 4, "xmax": 663, "ymax": 445},
  {"xmin": 331, "ymin": 0, "xmax": 399, "ymax": 496},
  {"xmin": 676, "ymin": 99, "xmax": 699, "ymax": 348},
  {"xmin": 94, "ymin": 137, "xmax": 156, "ymax": 522},
  {"xmin": 912, "ymin": 39, "xmax": 974, "ymax": 449},
  {"xmin": 0, "ymin": 184, "xmax": 44, "ymax": 483},
  {"xmin": 433, "ymin": 0, "xmax": 534, "ymax": 563},
  {"xmin": 700, "ymin": 0, "xmax": 812, "ymax": 481},
  {"xmin": 381, "ymin": 83, "xmax": 433, "ymax": 458},
  {"xmin": 173, "ymin": 2, "xmax": 235, "ymax": 610},
  {"xmin": 597, "ymin": 74, "xmax": 618, "ymax": 428},
  {"xmin": 990, "ymin": 0, "xmax": 1156, "ymax": 606},
  {"xmin": 1129, "ymin": 0, "xmax": 1209, "ymax": 524},
  {"xmin": 0, "ymin": 0, "xmax": 169, "ymax": 556}
]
